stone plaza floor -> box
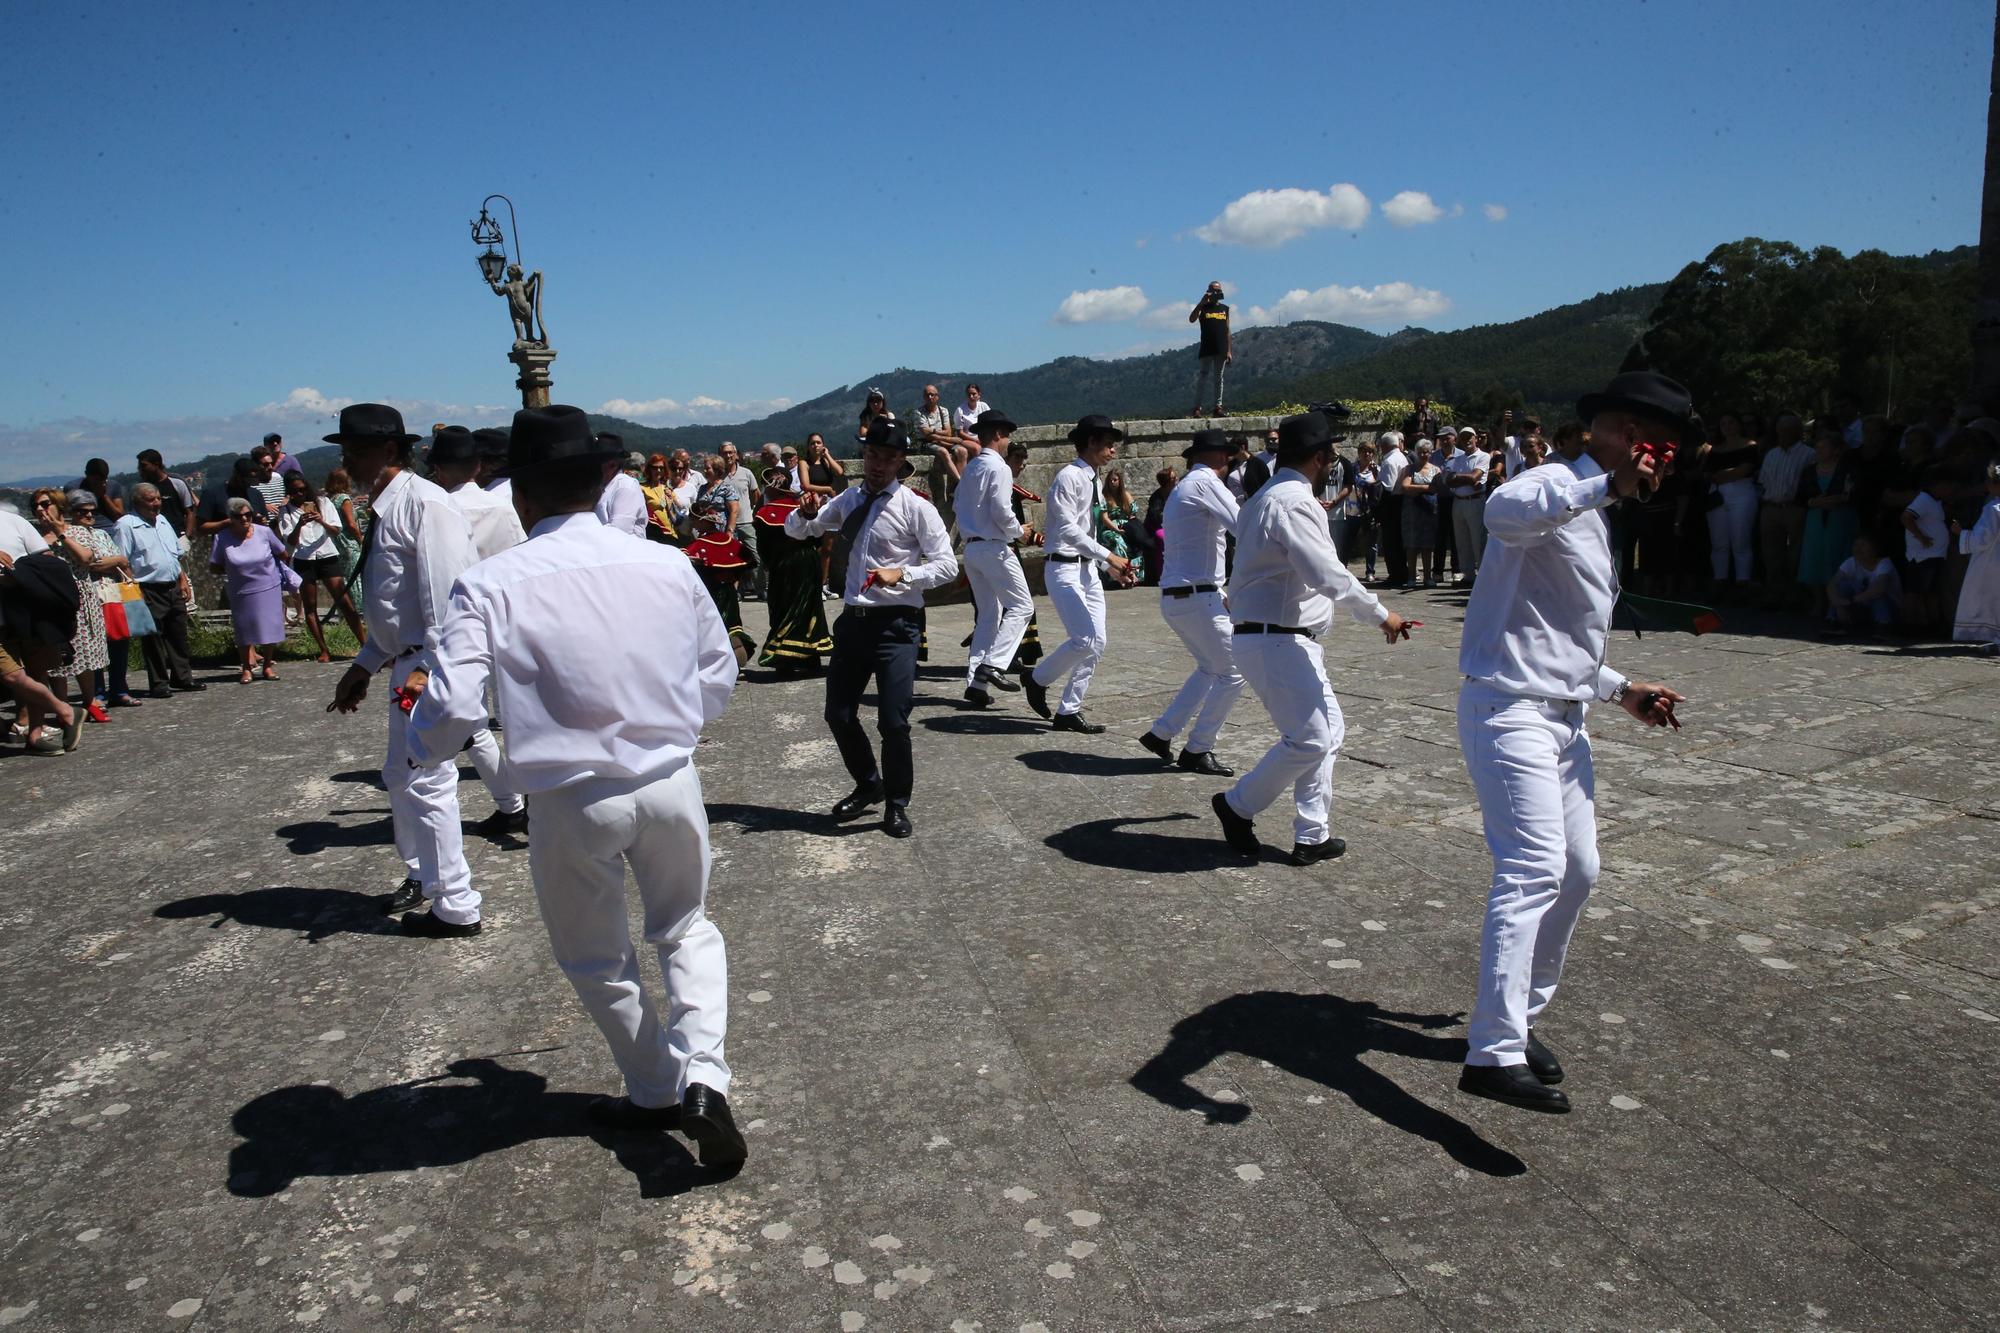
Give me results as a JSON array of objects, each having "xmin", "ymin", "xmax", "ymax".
[{"xmin": 2, "ymin": 582, "xmax": 1997, "ymax": 1331}]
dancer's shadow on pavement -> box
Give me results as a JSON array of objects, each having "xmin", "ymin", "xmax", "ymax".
[
  {"xmin": 1047, "ymin": 811, "xmax": 1282, "ymax": 871},
  {"xmin": 276, "ymin": 811, "xmax": 394, "ymax": 854},
  {"xmin": 921, "ymin": 713, "xmax": 1046, "ymax": 736},
  {"xmin": 706, "ymin": 801, "xmax": 878, "ymax": 838},
  {"xmin": 1018, "ymin": 749, "xmax": 1174, "ymax": 779},
  {"xmin": 227, "ymin": 1059, "xmax": 715, "ymax": 1200},
  {"xmin": 156, "ymin": 886, "xmax": 393, "ymax": 943},
  {"xmin": 1132, "ymin": 991, "xmax": 1525, "ymax": 1178}
]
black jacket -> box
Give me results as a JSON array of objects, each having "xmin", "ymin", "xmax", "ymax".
[{"xmin": 0, "ymin": 550, "xmax": 81, "ymax": 653}]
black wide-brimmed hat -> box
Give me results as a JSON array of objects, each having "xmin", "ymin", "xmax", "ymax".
[
  {"xmin": 1182, "ymin": 428, "xmax": 1232, "ymax": 461},
  {"xmin": 973, "ymin": 411, "xmax": 1018, "ymax": 438},
  {"xmin": 1067, "ymin": 414, "xmax": 1125, "ymax": 444},
  {"xmin": 509, "ymin": 405, "xmax": 622, "ymax": 475},
  {"xmin": 323, "ymin": 403, "xmax": 422, "ymax": 447},
  {"xmin": 472, "ymin": 426, "xmax": 511, "ymax": 461},
  {"xmin": 427, "ymin": 426, "xmax": 479, "ymax": 469},
  {"xmin": 861, "ymin": 416, "xmax": 915, "ymax": 453},
  {"xmin": 1576, "ymin": 371, "xmax": 1697, "ymax": 435},
  {"xmin": 1275, "ymin": 411, "xmax": 1336, "ymax": 460}
]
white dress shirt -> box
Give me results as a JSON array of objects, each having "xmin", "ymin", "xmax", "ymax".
[
  {"xmin": 1459, "ymin": 451, "xmax": 1628, "ymax": 703},
  {"xmin": 1446, "ymin": 448, "xmax": 1492, "ymax": 496},
  {"xmin": 594, "ymin": 471, "xmax": 649, "ymax": 538},
  {"xmin": 407, "ymin": 512, "xmax": 737, "ymax": 792},
  {"xmin": 0, "ymin": 510, "xmax": 48, "ymax": 560},
  {"xmin": 354, "ymin": 470, "xmax": 479, "ymax": 674},
  {"xmin": 1230, "ymin": 469, "xmax": 1388, "ymax": 637},
  {"xmin": 1042, "ymin": 458, "xmax": 1114, "ymax": 562},
  {"xmin": 955, "ymin": 447, "xmax": 1022, "ymax": 544},
  {"xmin": 484, "ymin": 476, "xmax": 514, "ymax": 505},
  {"xmin": 1756, "ymin": 441, "xmax": 1815, "ymax": 504},
  {"xmin": 1377, "ymin": 447, "xmax": 1409, "ymax": 494},
  {"xmin": 447, "ymin": 480, "xmax": 527, "ymax": 561},
  {"xmin": 1159, "ymin": 466, "xmax": 1238, "ymax": 588},
  {"xmin": 785, "ymin": 480, "xmax": 957, "ymax": 607}
]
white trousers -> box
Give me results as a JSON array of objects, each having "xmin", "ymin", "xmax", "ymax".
[
  {"xmin": 1033, "ymin": 559, "xmax": 1106, "ymax": 716},
  {"xmin": 1457, "ymin": 681, "xmax": 1599, "ymax": 1068},
  {"xmin": 1451, "ymin": 494, "xmax": 1487, "ymax": 575},
  {"xmin": 1151, "ymin": 591, "xmax": 1245, "ymax": 754},
  {"xmin": 465, "ymin": 727, "xmax": 526, "ymax": 814},
  {"xmin": 527, "ymin": 757, "xmax": 730, "ymax": 1107},
  {"xmin": 385, "ymin": 660, "xmax": 479, "ymax": 924},
  {"xmin": 1224, "ymin": 633, "xmax": 1344, "ymax": 846},
  {"xmin": 1710, "ymin": 479, "xmax": 1758, "ymax": 583},
  {"xmin": 963, "ymin": 541, "xmax": 1033, "ymax": 687}
]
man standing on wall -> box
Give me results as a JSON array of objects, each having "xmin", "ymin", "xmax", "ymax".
[{"xmin": 1188, "ymin": 282, "xmax": 1231, "ymax": 418}]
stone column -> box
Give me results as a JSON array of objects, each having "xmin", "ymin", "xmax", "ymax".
[{"xmin": 508, "ymin": 345, "xmax": 558, "ymax": 409}]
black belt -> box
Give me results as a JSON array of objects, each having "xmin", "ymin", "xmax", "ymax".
[
  {"xmin": 964, "ymin": 536, "xmax": 1006, "ymax": 544},
  {"xmin": 840, "ymin": 603, "xmax": 919, "ymax": 619},
  {"xmin": 1162, "ymin": 584, "xmax": 1219, "ymax": 598},
  {"xmin": 1046, "ymin": 553, "xmax": 1086, "ymax": 564},
  {"xmin": 1234, "ymin": 622, "xmax": 1316, "ymax": 640}
]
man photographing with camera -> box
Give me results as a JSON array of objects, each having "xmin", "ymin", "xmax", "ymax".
[{"xmin": 1188, "ymin": 281, "xmax": 1231, "ymax": 418}]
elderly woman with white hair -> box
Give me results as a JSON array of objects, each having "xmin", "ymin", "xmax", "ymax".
[{"xmin": 209, "ymin": 496, "xmax": 294, "ymax": 682}]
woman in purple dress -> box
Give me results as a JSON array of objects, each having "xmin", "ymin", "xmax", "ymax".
[{"xmin": 209, "ymin": 497, "xmax": 293, "ymax": 683}]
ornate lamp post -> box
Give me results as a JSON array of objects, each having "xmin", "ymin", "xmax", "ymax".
[{"xmin": 470, "ymin": 194, "xmax": 556, "ymax": 408}]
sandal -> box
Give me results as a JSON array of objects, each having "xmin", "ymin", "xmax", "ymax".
[
  {"xmin": 239, "ymin": 668, "xmax": 254, "ymax": 684},
  {"xmin": 111, "ymin": 694, "xmax": 142, "ymax": 708},
  {"xmin": 261, "ymin": 663, "xmax": 279, "ymax": 681},
  {"xmin": 86, "ymin": 701, "xmax": 111, "ymax": 724}
]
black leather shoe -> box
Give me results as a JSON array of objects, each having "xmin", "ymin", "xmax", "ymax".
[
  {"xmin": 830, "ymin": 782, "xmax": 885, "ymax": 821},
  {"xmin": 170, "ymin": 679, "xmax": 207, "ymax": 692},
  {"xmin": 401, "ymin": 911, "xmax": 482, "ymax": 939},
  {"xmin": 882, "ymin": 805, "xmax": 913, "ymax": 838},
  {"xmin": 472, "ymin": 807, "xmax": 529, "ymax": 838},
  {"xmin": 680, "ymin": 1083, "xmax": 749, "ymax": 1168},
  {"xmin": 1211, "ymin": 792, "xmax": 1258, "ymax": 857},
  {"xmin": 1525, "ymin": 1030, "xmax": 1565, "ymax": 1085},
  {"xmin": 1457, "ymin": 1063, "xmax": 1571, "ymax": 1113},
  {"xmin": 1138, "ymin": 731, "xmax": 1174, "ymax": 763},
  {"xmin": 587, "ymin": 1094, "xmax": 680, "ymax": 1132},
  {"xmin": 1177, "ymin": 749, "xmax": 1234, "ymax": 777},
  {"xmin": 381, "ymin": 877, "xmax": 425, "ymax": 915},
  {"xmin": 1023, "ymin": 675, "xmax": 1051, "ymax": 719},
  {"xmin": 976, "ymin": 665, "xmax": 1020, "ymax": 693},
  {"xmin": 962, "ymin": 685, "xmax": 992, "ymax": 708},
  {"xmin": 148, "ymin": 686, "xmax": 174, "ymax": 699},
  {"xmin": 1052, "ymin": 711, "xmax": 1105, "ymax": 734},
  {"xmin": 1289, "ymin": 837, "xmax": 1346, "ymax": 866}
]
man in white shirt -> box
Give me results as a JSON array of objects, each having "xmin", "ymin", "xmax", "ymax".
[
  {"xmin": 592, "ymin": 435, "xmax": 649, "ymax": 539},
  {"xmin": 1024, "ymin": 416, "xmax": 1136, "ymax": 732},
  {"xmin": 956, "ymin": 412, "xmax": 1034, "ymax": 708},
  {"xmin": 475, "ymin": 427, "xmax": 513, "ymax": 505},
  {"xmin": 407, "ymin": 404, "xmax": 746, "ymax": 1165},
  {"xmin": 1211, "ymin": 413, "xmax": 1408, "ymax": 865},
  {"xmin": 1755, "ymin": 412, "xmax": 1814, "ymax": 606},
  {"xmin": 784, "ymin": 418, "xmax": 958, "ymax": 838},
  {"xmin": 1373, "ymin": 431, "xmax": 1410, "ymax": 586},
  {"xmin": 1455, "ymin": 371, "xmax": 1687, "ymax": 1115},
  {"xmin": 1139, "ymin": 430, "xmax": 1244, "ymax": 776},
  {"xmin": 427, "ymin": 427, "xmax": 530, "ymax": 837},
  {"xmin": 324, "ymin": 404, "xmax": 484, "ymax": 937},
  {"xmin": 1445, "ymin": 427, "xmax": 1493, "ymax": 583}
]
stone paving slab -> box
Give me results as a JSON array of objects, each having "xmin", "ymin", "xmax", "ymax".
[{"xmin": 2, "ymin": 583, "xmax": 1997, "ymax": 1330}]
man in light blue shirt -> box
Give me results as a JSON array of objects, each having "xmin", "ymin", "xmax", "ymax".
[{"xmin": 113, "ymin": 483, "xmax": 203, "ymax": 694}]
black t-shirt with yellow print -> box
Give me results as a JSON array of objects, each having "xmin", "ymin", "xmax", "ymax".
[{"xmin": 1197, "ymin": 301, "xmax": 1229, "ymax": 357}]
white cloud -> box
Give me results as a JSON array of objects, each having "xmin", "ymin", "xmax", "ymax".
[
  {"xmin": 1382, "ymin": 191, "xmax": 1445, "ymax": 228},
  {"xmin": 595, "ymin": 394, "xmax": 793, "ymax": 427},
  {"xmin": 1193, "ymin": 184, "xmax": 1370, "ymax": 248},
  {"xmin": 1483, "ymin": 203, "xmax": 1508, "ymax": 222},
  {"xmin": 1139, "ymin": 304, "xmax": 1193, "ymax": 330},
  {"xmin": 1053, "ymin": 286, "xmax": 1151, "ymax": 324},
  {"xmin": 1242, "ymin": 281, "xmax": 1451, "ymax": 327}
]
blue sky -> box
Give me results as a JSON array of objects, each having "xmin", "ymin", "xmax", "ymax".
[{"xmin": 1, "ymin": 0, "xmax": 1988, "ymax": 476}]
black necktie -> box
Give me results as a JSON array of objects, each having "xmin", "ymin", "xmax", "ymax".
[
  {"xmin": 353, "ymin": 511, "xmax": 379, "ymax": 580},
  {"xmin": 839, "ymin": 487, "xmax": 888, "ymax": 545}
]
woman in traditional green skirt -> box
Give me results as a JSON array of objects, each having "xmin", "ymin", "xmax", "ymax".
[{"xmin": 752, "ymin": 466, "xmax": 832, "ymax": 674}]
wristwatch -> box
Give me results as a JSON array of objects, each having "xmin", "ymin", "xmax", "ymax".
[{"xmin": 1609, "ymin": 681, "xmax": 1632, "ymax": 706}]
